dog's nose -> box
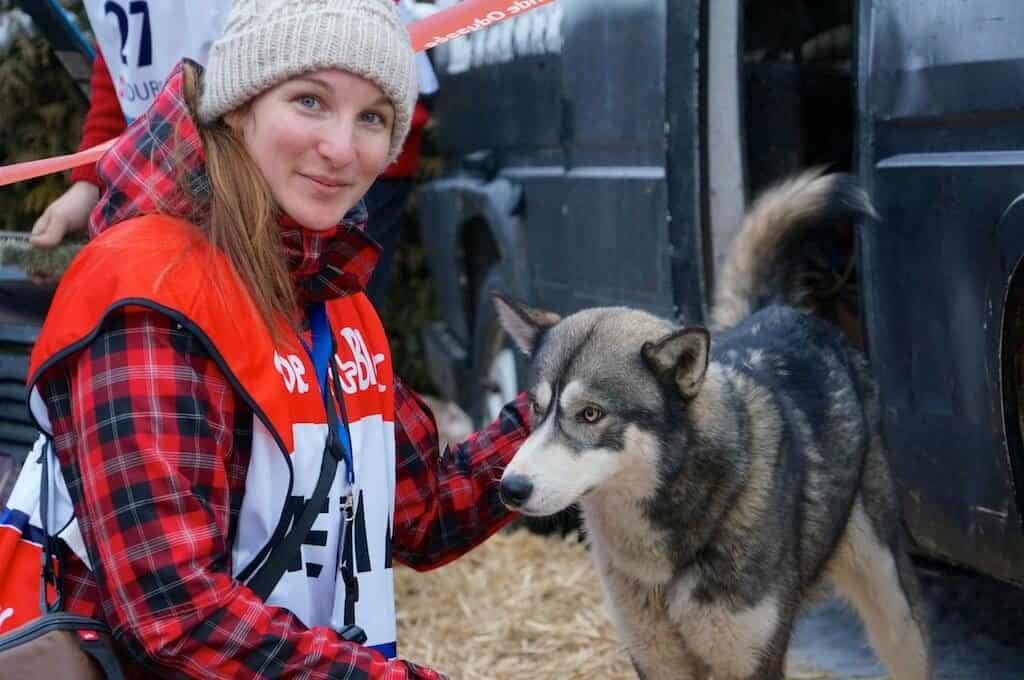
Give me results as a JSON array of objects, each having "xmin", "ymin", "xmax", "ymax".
[{"xmin": 500, "ymin": 475, "xmax": 534, "ymax": 507}]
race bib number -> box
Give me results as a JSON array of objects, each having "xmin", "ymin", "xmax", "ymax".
[{"xmin": 83, "ymin": 0, "xmax": 230, "ymax": 120}]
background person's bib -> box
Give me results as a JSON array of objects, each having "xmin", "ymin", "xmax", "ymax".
[{"xmin": 82, "ymin": 0, "xmax": 230, "ymax": 121}]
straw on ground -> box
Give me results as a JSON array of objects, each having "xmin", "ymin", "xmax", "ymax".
[{"xmin": 395, "ymin": 527, "xmax": 863, "ymax": 679}]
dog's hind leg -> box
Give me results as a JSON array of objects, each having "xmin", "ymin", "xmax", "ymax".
[
  {"xmin": 827, "ymin": 497, "xmax": 931, "ymax": 680},
  {"xmin": 598, "ymin": 565, "xmax": 709, "ymax": 680}
]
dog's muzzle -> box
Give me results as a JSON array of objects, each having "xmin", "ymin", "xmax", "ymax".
[{"xmin": 500, "ymin": 474, "xmax": 534, "ymax": 508}]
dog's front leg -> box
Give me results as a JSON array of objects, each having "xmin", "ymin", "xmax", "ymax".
[{"xmin": 595, "ymin": 561, "xmax": 708, "ymax": 680}]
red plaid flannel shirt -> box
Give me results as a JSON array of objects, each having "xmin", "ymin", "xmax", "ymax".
[{"xmin": 38, "ymin": 62, "xmax": 531, "ymax": 679}]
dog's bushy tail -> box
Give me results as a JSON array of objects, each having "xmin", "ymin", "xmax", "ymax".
[{"xmin": 710, "ymin": 168, "xmax": 876, "ymax": 330}]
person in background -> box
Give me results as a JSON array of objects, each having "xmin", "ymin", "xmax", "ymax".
[
  {"xmin": 362, "ymin": 0, "xmax": 438, "ymax": 306},
  {"xmin": 29, "ymin": 1, "xmax": 231, "ymax": 248}
]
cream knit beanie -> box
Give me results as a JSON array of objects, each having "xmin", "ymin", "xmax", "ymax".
[{"xmin": 199, "ymin": 0, "xmax": 417, "ymax": 164}]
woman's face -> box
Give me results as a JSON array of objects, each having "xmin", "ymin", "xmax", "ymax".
[{"xmin": 233, "ymin": 69, "xmax": 394, "ymax": 231}]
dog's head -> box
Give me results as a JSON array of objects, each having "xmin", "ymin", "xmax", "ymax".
[{"xmin": 494, "ymin": 295, "xmax": 711, "ymax": 516}]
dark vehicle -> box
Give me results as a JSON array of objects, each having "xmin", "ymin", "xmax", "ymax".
[{"xmin": 416, "ymin": 0, "xmax": 1024, "ymax": 586}]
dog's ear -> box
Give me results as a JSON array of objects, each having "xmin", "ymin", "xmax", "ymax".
[
  {"xmin": 641, "ymin": 327, "xmax": 710, "ymax": 399},
  {"xmin": 492, "ymin": 294, "xmax": 561, "ymax": 356}
]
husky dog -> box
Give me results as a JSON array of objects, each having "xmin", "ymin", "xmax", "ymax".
[{"xmin": 494, "ymin": 171, "xmax": 931, "ymax": 680}]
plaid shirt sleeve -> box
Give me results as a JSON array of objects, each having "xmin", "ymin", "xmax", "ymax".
[
  {"xmin": 41, "ymin": 307, "xmax": 445, "ymax": 680},
  {"xmin": 391, "ymin": 381, "xmax": 532, "ymax": 571}
]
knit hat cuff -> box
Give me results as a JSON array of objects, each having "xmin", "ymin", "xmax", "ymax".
[{"xmin": 198, "ymin": 9, "xmax": 416, "ymax": 164}]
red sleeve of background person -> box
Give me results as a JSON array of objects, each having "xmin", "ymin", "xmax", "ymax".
[
  {"xmin": 381, "ymin": 0, "xmax": 430, "ymax": 179},
  {"xmin": 381, "ymin": 101, "xmax": 430, "ymax": 179},
  {"xmin": 70, "ymin": 47, "xmax": 127, "ymax": 187}
]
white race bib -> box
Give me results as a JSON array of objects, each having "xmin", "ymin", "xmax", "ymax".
[{"xmin": 83, "ymin": 0, "xmax": 231, "ymax": 121}]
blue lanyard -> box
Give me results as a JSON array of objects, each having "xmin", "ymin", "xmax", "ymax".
[
  {"xmin": 307, "ymin": 306, "xmax": 374, "ymax": 652},
  {"xmin": 306, "ymin": 303, "xmax": 355, "ymax": 486}
]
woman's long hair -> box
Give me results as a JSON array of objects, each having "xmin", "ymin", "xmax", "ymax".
[{"xmin": 180, "ymin": 60, "xmax": 297, "ymax": 336}]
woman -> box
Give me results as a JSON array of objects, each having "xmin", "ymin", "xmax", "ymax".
[{"xmin": 15, "ymin": 0, "xmax": 530, "ymax": 676}]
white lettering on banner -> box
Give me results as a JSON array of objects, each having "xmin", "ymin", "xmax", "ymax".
[
  {"xmin": 0, "ymin": 607, "xmax": 13, "ymax": 628},
  {"xmin": 335, "ymin": 328, "xmax": 387, "ymax": 395},
  {"xmin": 434, "ymin": 1, "xmax": 562, "ymax": 74},
  {"xmin": 275, "ymin": 352, "xmax": 310, "ymax": 394}
]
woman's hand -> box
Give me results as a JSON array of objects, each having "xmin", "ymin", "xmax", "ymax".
[{"xmin": 30, "ymin": 181, "xmax": 99, "ymax": 248}]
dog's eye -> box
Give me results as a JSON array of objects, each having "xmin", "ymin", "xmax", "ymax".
[
  {"xmin": 530, "ymin": 400, "xmax": 544, "ymax": 416},
  {"xmin": 578, "ymin": 406, "xmax": 605, "ymax": 424}
]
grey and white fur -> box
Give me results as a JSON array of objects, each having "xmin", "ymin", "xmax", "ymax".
[{"xmin": 495, "ymin": 169, "xmax": 931, "ymax": 680}]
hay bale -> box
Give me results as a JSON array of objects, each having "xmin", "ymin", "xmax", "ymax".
[
  {"xmin": 0, "ymin": 230, "xmax": 83, "ymax": 279},
  {"xmin": 395, "ymin": 529, "xmax": 635, "ymax": 679}
]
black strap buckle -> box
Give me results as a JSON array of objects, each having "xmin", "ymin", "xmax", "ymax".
[{"xmin": 339, "ymin": 624, "xmax": 367, "ymax": 644}]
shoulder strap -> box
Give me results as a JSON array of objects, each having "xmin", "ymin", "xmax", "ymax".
[
  {"xmin": 38, "ymin": 437, "xmax": 62, "ymax": 615},
  {"xmin": 245, "ymin": 433, "xmax": 340, "ymax": 600}
]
